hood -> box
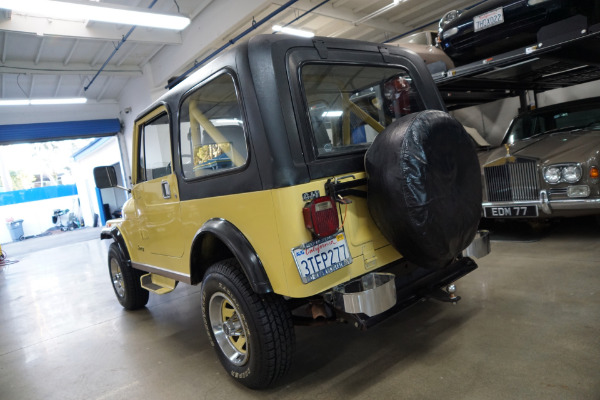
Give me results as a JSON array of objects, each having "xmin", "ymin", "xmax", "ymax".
[{"xmin": 479, "ymin": 129, "xmax": 600, "ymax": 166}]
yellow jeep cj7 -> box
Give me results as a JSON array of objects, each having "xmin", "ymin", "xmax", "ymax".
[{"xmin": 94, "ymin": 34, "xmax": 489, "ymax": 389}]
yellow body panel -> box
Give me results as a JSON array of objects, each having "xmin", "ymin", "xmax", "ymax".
[
  {"xmin": 114, "ymin": 170, "xmax": 402, "ymax": 299},
  {"xmin": 268, "ymin": 173, "xmax": 401, "ymax": 298}
]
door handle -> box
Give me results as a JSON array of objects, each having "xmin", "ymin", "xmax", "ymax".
[{"xmin": 161, "ymin": 180, "xmax": 171, "ymax": 199}]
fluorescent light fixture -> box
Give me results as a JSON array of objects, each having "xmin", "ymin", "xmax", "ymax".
[
  {"xmin": 0, "ymin": 99, "xmax": 30, "ymax": 106},
  {"xmin": 322, "ymin": 111, "xmax": 343, "ymax": 117},
  {"xmin": 31, "ymin": 97, "xmax": 87, "ymax": 105},
  {"xmin": 0, "ymin": 98, "xmax": 88, "ymax": 106},
  {"xmin": 0, "ymin": 0, "xmax": 190, "ymax": 30},
  {"xmin": 273, "ymin": 25, "xmax": 315, "ymax": 38}
]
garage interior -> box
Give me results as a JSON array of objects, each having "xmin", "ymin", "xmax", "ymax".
[{"xmin": 0, "ymin": 0, "xmax": 599, "ymax": 399}]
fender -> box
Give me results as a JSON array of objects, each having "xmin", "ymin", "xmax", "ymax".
[
  {"xmin": 193, "ymin": 218, "xmax": 273, "ymax": 294},
  {"xmin": 101, "ymin": 225, "xmax": 131, "ymax": 266}
]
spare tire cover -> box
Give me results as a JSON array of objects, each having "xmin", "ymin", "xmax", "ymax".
[{"xmin": 365, "ymin": 110, "xmax": 481, "ymax": 269}]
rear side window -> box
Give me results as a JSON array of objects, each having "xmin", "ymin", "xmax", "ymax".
[
  {"xmin": 179, "ymin": 73, "xmax": 248, "ymax": 179},
  {"xmin": 301, "ymin": 64, "xmax": 425, "ymax": 156}
]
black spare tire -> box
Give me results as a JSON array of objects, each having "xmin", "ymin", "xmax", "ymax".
[{"xmin": 365, "ymin": 110, "xmax": 481, "ymax": 269}]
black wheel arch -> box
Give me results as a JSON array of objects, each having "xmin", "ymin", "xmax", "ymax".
[
  {"xmin": 190, "ymin": 218, "xmax": 273, "ymax": 294},
  {"xmin": 101, "ymin": 226, "xmax": 131, "ymax": 266}
]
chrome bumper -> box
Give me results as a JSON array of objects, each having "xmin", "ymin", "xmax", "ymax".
[{"xmin": 483, "ymin": 190, "xmax": 600, "ymax": 215}]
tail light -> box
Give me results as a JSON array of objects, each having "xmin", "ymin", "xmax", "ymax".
[{"xmin": 302, "ymin": 196, "xmax": 339, "ymax": 238}]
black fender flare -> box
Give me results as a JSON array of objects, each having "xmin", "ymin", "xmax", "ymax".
[
  {"xmin": 192, "ymin": 218, "xmax": 273, "ymax": 294},
  {"xmin": 101, "ymin": 226, "xmax": 131, "ymax": 266}
]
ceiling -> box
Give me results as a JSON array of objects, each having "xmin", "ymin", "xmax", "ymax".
[{"xmin": 0, "ymin": 0, "xmax": 484, "ymax": 106}]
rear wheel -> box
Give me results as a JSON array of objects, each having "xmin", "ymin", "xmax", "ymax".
[
  {"xmin": 201, "ymin": 259, "xmax": 295, "ymax": 389},
  {"xmin": 108, "ymin": 243, "xmax": 149, "ymax": 310}
]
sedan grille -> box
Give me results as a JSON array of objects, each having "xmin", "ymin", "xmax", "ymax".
[{"xmin": 484, "ymin": 159, "xmax": 539, "ymax": 202}]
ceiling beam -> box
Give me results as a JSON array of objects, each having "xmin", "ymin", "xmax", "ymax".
[
  {"xmin": 29, "ymin": 75, "xmax": 35, "ymax": 97},
  {"xmin": 53, "ymin": 75, "xmax": 63, "ymax": 97},
  {"xmin": 78, "ymin": 78, "xmax": 86, "ymax": 97},
  {"xmin": 91, "ymin": 42, "xmax": 111, "ymax": 67},
  {"xmin": 116, "ymin": 43, "xmax": 138, "ymax": 67},
  {"xmin": 2, "ymin": 32, "xmax": 7, "ymax": 64},
  {"xmin": 392, "ymin": 0, "xmax": 469, "ymax": 24},
  {"xmin": 0, "ymin": 61, "xmax": 142, "ymax": 77},
  {"xmin": 190, "ymin": 0, "xmax": 216, "ymax": 19},
  {"xmin": 273, "ymin": 0, "xmax": 410, "ymax": 34},
  {"xmin": 96, "ymin": 76, "xmax": 113, "ymax": 102},
  {"xmin": 0, "ymin": 14, "xmax": 183, "ymax": 45},
  {"xmin": 35, "ymin": 37, "xmax": 46, "ymax": 65},
  {"xmin": 138, "ymin": 44, "xmax": 165, "ymax": 68},
  {"xmin": 406, "ymin": 0, "xmax": 468, "ymax": 28},
  {"xmin": 64, "ymin": 39, "xmax": 80, "ymax": 66},
  {"xmin": 353, "ymin": 2, "xmax": 376, "ymax": 14},
  {"xmin": 389, "ymin": 1, "xmax": 431, "ymax": 22},
  {"xmin": 332, "ymin": 0, "xmax": 354, "ymax": 8}
]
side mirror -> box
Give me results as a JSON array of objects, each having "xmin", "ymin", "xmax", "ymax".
[
  {"xmin": 94, "ymin": 166, "xmax": 118, "ymax": 188},
  {"xmin": 94, "ymin": 166, "xmax": 129, "ymax": 192}
]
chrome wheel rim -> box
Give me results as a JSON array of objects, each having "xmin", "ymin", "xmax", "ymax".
[
  {"xmin": 209, "ymin": 292, "xmax": 248, "ymax": 366},
  {"xmin": 110, "ymin": 258, "xmax": 125, "ymax": 298}
]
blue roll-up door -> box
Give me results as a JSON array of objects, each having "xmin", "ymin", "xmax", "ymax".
[{"xmin": 0, "ymin": 119, "xmax": 121, "ymax": 144}]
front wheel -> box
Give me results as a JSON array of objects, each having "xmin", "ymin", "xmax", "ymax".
[
  {"xmin": 108, "ymin": 243, "xmax": 149, "ymax": 310},
  {"xmin": 201, "ymin": 259, "xmax": 295, "ymax": 389}
]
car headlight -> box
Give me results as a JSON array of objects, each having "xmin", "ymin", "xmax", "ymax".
[
  {"xmin": 544, "ymin": 167, "xmax": 561, "ymax": 184},
  {"xmin": 543, "ymin": 164, "xmax": 582, "ymax": 184},
  {"xmin": 439, "ymin": 10, "xmax": 461, "ymax": 29},
  {"xmin": 562, "ymin": 165, "xmax": 582, "ymax": 183}
]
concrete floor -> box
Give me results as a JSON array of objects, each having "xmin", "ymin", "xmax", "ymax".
[{"xmin": 0, "ymin": 221, "xmax": 599, "ymax": 400}]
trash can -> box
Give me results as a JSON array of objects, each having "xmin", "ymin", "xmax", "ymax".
[{"xmin": 7, "ymin": 219, "xmax": 24, "ymax": 241}]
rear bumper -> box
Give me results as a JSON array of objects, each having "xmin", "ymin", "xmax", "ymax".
[{"xmin": 334, "ymin": 256, "xmax": 478, "ymax": 330}]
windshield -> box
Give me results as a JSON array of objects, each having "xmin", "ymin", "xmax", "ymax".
[
  {"xmin": 301, "ymin": 64, "xmax": 426, "ymax": 156},
  {"xmin": 504, "ymin": 103, "xmax": 600, "ymax": 144}
]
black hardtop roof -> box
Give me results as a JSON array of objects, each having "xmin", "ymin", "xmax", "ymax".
[{"xmin": 135, "ymin": 34, "xmax": 427, "ymax": 120}]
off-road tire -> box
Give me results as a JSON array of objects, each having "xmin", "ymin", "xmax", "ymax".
[
  {"xmin": 108, "ymin": 243, "xmax": 149, "ymax": 310},
  {"xmin": 201, "ymin": 258, "xmax": 295, "ymax": 389}
]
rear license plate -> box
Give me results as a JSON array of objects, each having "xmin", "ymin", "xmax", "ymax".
[
  {"xmin": 484, "ymin": 205, "xmax": 538, "ymax": 218},
  {"xmin": 292, "ymin": 232, "xmax": 353, "ymax": 284},
  {"xmin": 473, "ymin": 7, "xmax": 504, "ymax": 32}
]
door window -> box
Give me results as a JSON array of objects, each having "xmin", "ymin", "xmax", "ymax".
[{"xmin": 138, "ymin": 113, "xmax": 171, "ymax": 182}]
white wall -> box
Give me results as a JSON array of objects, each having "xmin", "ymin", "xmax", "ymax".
[
  {"xmin": 72, "ymin": 137, "xmax": 124, "ymax": 227},
  {"xmin": 0, "ymin": 102, "xmax": 119, "ymax": 125},
  {"xmin": 452, "ymin": 96, "xmax": 521, "ymax": 146},
  {"xmin": 117, "ymin": 64, "xmax": 158, "ymax": 165},
  {"xmin": 0, "ymin": 195, "xmax": 79, "ymax": 243},
  {"xmin": 536, "ymin": 79, "xmax": 600, "ymax": 107}
]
